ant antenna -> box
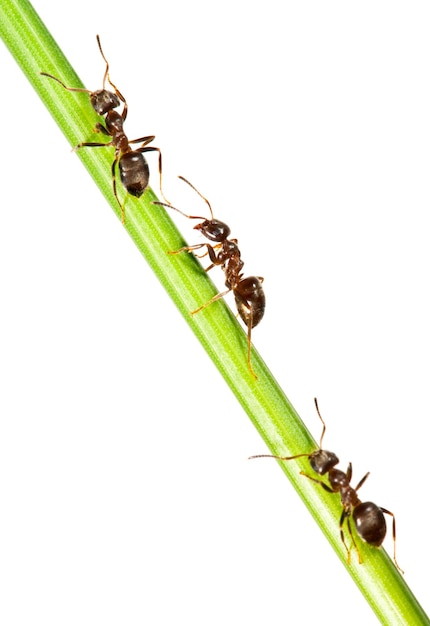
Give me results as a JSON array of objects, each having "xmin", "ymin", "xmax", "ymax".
[
  {"xmin": 153, "ymin": 176, "xmax": 215, "ymax": 222},
  {"xmin": 178, "ymin": 176, "xmax": 214, "ymax": 219},
  {"xmin": 152, "ymin": 200, "xmax": 206, "ymax": 221},
  {"xmin": 95, "ymin": 34, "xmax": 124, "ymax": 100},
  {"xmin": 96, "ymin": 34, "xmax": 110, "ymax": 89},
  {"xmin": 39, "ymin": 73, "xmax": 91, "ymax": 95},
  {"xmin": 314, "ymin": 397, "xmax": 327, "ymax": 450}
]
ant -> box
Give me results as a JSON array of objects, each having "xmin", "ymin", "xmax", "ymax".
[
  {"xmin": 41, "ymin": 35, "xmax": 166, "ymax": 223},
  {"xmin": 249, "ymin": 398, "xmax": 403, "ymax": 573},
  {"xmin": 154, "ymin": 177, "xmax": 265, "ymax": 379}
]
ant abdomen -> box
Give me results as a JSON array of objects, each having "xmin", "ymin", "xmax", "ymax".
[
  {"xmin": 353, "ymin": 502, "xmax": 387, "ymax": 547},
  {"xmin": 234, "ymin": 276, "xmax": 265, "ymax": 328},
  {"xmin": 119, "ymin": 152, "xmax": 150, "ymax": 197}
]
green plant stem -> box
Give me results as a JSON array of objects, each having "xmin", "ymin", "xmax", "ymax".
[{"xmin": 1, "ymin": 1, "xmax": 428, "ymax": 624}]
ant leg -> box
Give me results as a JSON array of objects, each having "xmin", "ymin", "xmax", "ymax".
[
  {"xmin": 191, "ymin": 288, "xmax": 232, "ymax": 316},
  {"xmin": 128, "ymin": 135, "xmax": 155, "ymax": 146},
  {"xmin": 137, "ymin": 145, "xmax": 170, "ymax": 205},
  {"xmin": 206, "ymin": 245, "xmax": 222, "ymax": 266},
  {"xmin": 169, "ymin": 243, "xmax": 207, "ymax": 256},
  {"xmin": 301, "ymin": 469, "xmax": 361, "ymax": 565},
  {"xmin": 245, "ymin": 309, "xmax": 257, "ymax": 379},
  {"xmin": 380, "ymin": 507, "xmax": 404, "ymax": 574},
  {"xmin": 94, "ymin": 123, "xmax": 111, "ymax": 136},
  {"xmin": 299, "ymin": 471, "xmax": 335, "ymax": 493},
  {"xmin": 354, "ymin": 471, "xmax": 370, "ymax": 492},
  {"xmin": 168, "ymin": 243, "xmax": 219, "ymax": 273},
  {"xmin": 341, "ymin": 513, "xmax": 363, "ymax": 565},
  {"xmin": 339, "ymin": 509, "xmax": 363, "ymax": 565},
  {"xmin": 190, "ymin": 244, "xmax": 222, "ymax": 270},
  {"xmin": 110, "ymin": 157, "xmax": 125, "ymax": 223},
  {"xmin": 74, "ymin": 140, "xmax": 113, "ymax": 151},
  {"xmin": 347, "ymin": 516, "xmax": 362, "ymax": 564},
  {"xmin": 339, "ymin": 510, "xmax": 355, "ymax": 564},
  {"xmin": 232, "ymin": 290, "xmax": 257, "ymax": 378}
]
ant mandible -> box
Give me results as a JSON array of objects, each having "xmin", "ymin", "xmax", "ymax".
[
  {"xmin": 154, "ymin": 177, "xmax": 265, "ymax": 379},
  {"xmin": 41, "ymin": 35, "xmax": 166, "ymax": 223},
  {"xmin": 249, "ymin": 398, "xmax": 403, "ymax": 573}
]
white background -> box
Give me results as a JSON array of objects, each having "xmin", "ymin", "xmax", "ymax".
[{"xmin": 1, "ymin": 1, "xmax": 429, "ymax": 624}]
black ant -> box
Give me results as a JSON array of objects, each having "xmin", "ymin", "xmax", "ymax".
[
  {"xmin": 41, "ymin": 35, "xmax": 166, "ymax": 223},
  {"xmin": 154, "ymin": 177, "xmax": 265, "ymax": 379},
  {"xmin": 249, "ymin": 398, "xmax": 403, "ymax": 573}
]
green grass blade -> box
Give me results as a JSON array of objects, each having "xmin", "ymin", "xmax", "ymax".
[{"xmin": 1, "ymin": 0, "xmax": 429, "ymax": 624}]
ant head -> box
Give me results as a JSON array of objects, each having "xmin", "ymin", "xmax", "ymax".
[
  {"xmin": 194, "ymin": 219, "xmax": 231, "ymax": 242},
  {"xmin": 94, "ymin": 35, "xmax": 125, "ymax": 114},
  {"xmin": 309, "ymin": 449, "xmax": 339, "ymax": 475},
  {"xmin": 308, "ymin": 398, "xmax": 340, "ymax": 473},
  {"xmin": 90, "ymin": 89, "xmax": 121, "ymax": 115},
  {"xmin": 41, "ymin": 36, "xmax": 125, "ymax": 118}
]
